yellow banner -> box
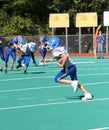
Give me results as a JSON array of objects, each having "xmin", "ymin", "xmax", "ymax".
[
  {"xmin": 49, "ymin": 13, "xmax": 69, "ymax": 28},
  {"xmin": 76, "ymin": 13, "xmax": 97, "ymax": 27}
]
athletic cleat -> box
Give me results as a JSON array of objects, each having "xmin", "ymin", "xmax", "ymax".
[
  {"xmin": 81, "ymin": 93, "xmax": 92, "ymax": 100},
  {"xmin": 4, "ymin": 68, "xmax": 7, "ymax": 74},
  {"xmin": 24, "ymin": 70, "xmax": 27, "ymax": 74},
  {"xmin": 39, "ymin": 62, "xmax": 44, "ymax": 66},
  {"xmin": 0, "ymin": 66, "xmax": 3, "ymax": 71},
  {"xmin": 16, "ymin": 64, "xmax": 22, "ymax": 69},
  {"xmin": 71, "ymin": 80, "xmax": 78, "ymax": 93},
  {"xmin": 0, "ymin": 68, "xmax": 3, "ymax": 71}
]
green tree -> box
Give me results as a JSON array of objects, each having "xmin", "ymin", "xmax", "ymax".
[{"xmin": 0, "ymin": 0, "xmax": 108, "ymax": 36}]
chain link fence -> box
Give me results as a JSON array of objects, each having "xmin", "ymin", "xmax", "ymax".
[{"xmin": 2, "ymin": 34, "xmax": 108, "ymax": 53}]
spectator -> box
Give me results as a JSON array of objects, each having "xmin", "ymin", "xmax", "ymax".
[{"xmin": 97, "ymin": 30, "xmax": 104, "ymax": 59}]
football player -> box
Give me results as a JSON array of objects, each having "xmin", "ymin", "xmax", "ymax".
[
  {"xmin": 39, "ymin": 34, "xmax": 47, "ymax": 65},
  {"xmin": 17, "ymin": 35, "xmax": 38, "ymax": 66},
  {"xmin": 4, "ymin": 37, "xmax": 19, "ymax": 74},
  {"xmin": 46, "ymin": 36, "xmax": 93, "ymax": 100},
  {"xmin": 16, "ymin": 41, "xmax": 36, "ymax": 74}
]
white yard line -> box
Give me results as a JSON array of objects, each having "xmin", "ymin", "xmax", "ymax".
[
  {"xmin": 0, "ymin": 97, "xmax": 109, "ymax": 111},
  {"xmin": 18, "ymin": 96, "xmax": 38, "ymax": 100},
  {"xmin": 0, "ymin": 86, "xmax": 65, "ymax": 93},
  {"xmin": 87, "ymin": 126, "xmax": 109, "ymax": 130},
  {"xmin": 47, "ymin": 98, "xmax": 66, "ymax": 101},
  {"xmin": 0, "ymin": 81, "xmax": 109, "ymax": 93},
  {"xmin": 0, "ymin": 76, "xmax": 53, "ymax": 82},
  {"xmin": 0, "ymin": 72, "xmax": 109, "ymax": 82},
  {"xmin": 75, "ymin": 61, "xmax": 95, "ymax": 64}
]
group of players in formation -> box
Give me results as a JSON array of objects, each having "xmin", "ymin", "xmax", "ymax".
[
  {"xmin": 0, "ymin": 34, "xmax": 47, "ymax": 74},
  {"xmin": 0, "ymin": 35, "xmax": 93, "ymax": 100}
]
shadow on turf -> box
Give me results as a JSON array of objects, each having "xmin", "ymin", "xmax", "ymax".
[
  {"xmin": 66, "ymin": 95, "xmax": 94, "ymax": 100},
  {"xmin": 66, "ymin": 95, "xmax": 83, "ymax": 100},
  {"xmin": 29, "ymin": 71, "xmax": 45, "ymax": 74}
]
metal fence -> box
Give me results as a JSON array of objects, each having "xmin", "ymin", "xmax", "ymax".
[{"xmin": 3, "ymin": 34, "xmax": 108, "ymax": 53}]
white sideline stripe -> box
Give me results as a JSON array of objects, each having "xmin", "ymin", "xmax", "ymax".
[
  {"xmin": 85, "ymin": 81, "xmax": 109, "ymax": 85},
  {"xmin": 0, "ymin": 97, "xmax": 109, "ymax": 111},
  {"xmin": 87, "ymin": 127, "xmax": 109, "ymax": 130},
  {"xmin": 79, "ymin": 67, "xmax": 109, "ymax": 70},
  {"xmin": 0, "ymin": 86, "xmax": 66, "ymax": 93},
  {"xmin": 75, "ymin": 61, "xmax": 95, "ymax": 64},
  {"xmin": 47, "ymin": 98, "xmax": 66, "ymax": 101},
  {"xmin": 18, "ymin": 97, "xmax": 38, "ymax": 100},
  {"xmin": 79, "ymin": 73, "xmax": 109, "ymax": 76},
  {"xmin": 0, "ymin": 76, "xmax": 53, "ymax": 82},
  {"xmin": 53, "ymin": 67, "xmax": 109, "ymax": 72},
  {"xmin": 0, "ymin": 81, "xmax": 109, "ymax": 93},
  {"xmin": 0, "ymin": 72, "xmax": 109, "ymax": 82}
]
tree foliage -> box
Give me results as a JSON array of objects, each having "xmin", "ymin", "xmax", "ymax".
[{"xmin": 0, "ymin": 0, "xmax": 108, "ymax": 36}]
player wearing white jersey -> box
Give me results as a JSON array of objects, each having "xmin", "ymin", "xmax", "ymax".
[
  {"xmin": 46, "ymin": 36, "xmax": 93, "ymax": 100},
  {"xmin": 17, "ymin": 35, "xmax": 37, "ymax": 66},
  {"xmin": 16, "ymin": 40, "xmax": 36, "ymax": 74}
]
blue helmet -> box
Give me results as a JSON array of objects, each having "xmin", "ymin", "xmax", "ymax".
[
  {"xmin": 29, "ymin": 42, "xmax": 36, "ymax": 52},
  {"xmin": 12, "ymin": 38, "xmax": 18, "ymax": 44},
  {"xmin": 18, "ymin": 39, "xmax": 25, "ymax": 45},
  {"xmin": 48, "ymin": 36, "xmax": 61, "ymax": 50},
  {"xmin": 41, "ymin": 34, "xmax": 47, "ymax": 41}
]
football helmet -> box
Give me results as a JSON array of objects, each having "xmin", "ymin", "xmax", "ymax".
[
  {"xmin": 41, "ymin": 34, "xmax": 47, "ymax": 41},
  {"xmin": 18, "ymin": 39, "xmax": 25, "ymax": 45},
  {"xmin": 47, "ymin": 36, "xmax": 61, "ymax": 50},
  {"xmin": 12, "ymin": 38, "xmax": 18, "ymax": 44},
  {"xmin": 39, "ymin": 34, "xmax": 47, "ymax": 44},
  {"xmin": 28, "ymin": 42, "xmax": 36, "ymax": 52}
]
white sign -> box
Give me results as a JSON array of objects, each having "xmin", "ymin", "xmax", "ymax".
[{"xmin": 103, "ymin": 11, "xmax": 109, "ymax": 26}]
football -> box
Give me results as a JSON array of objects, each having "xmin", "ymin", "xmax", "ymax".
[{"xmin": 58, "ymin": 58, "xmax": 63, "ymax": 65}]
